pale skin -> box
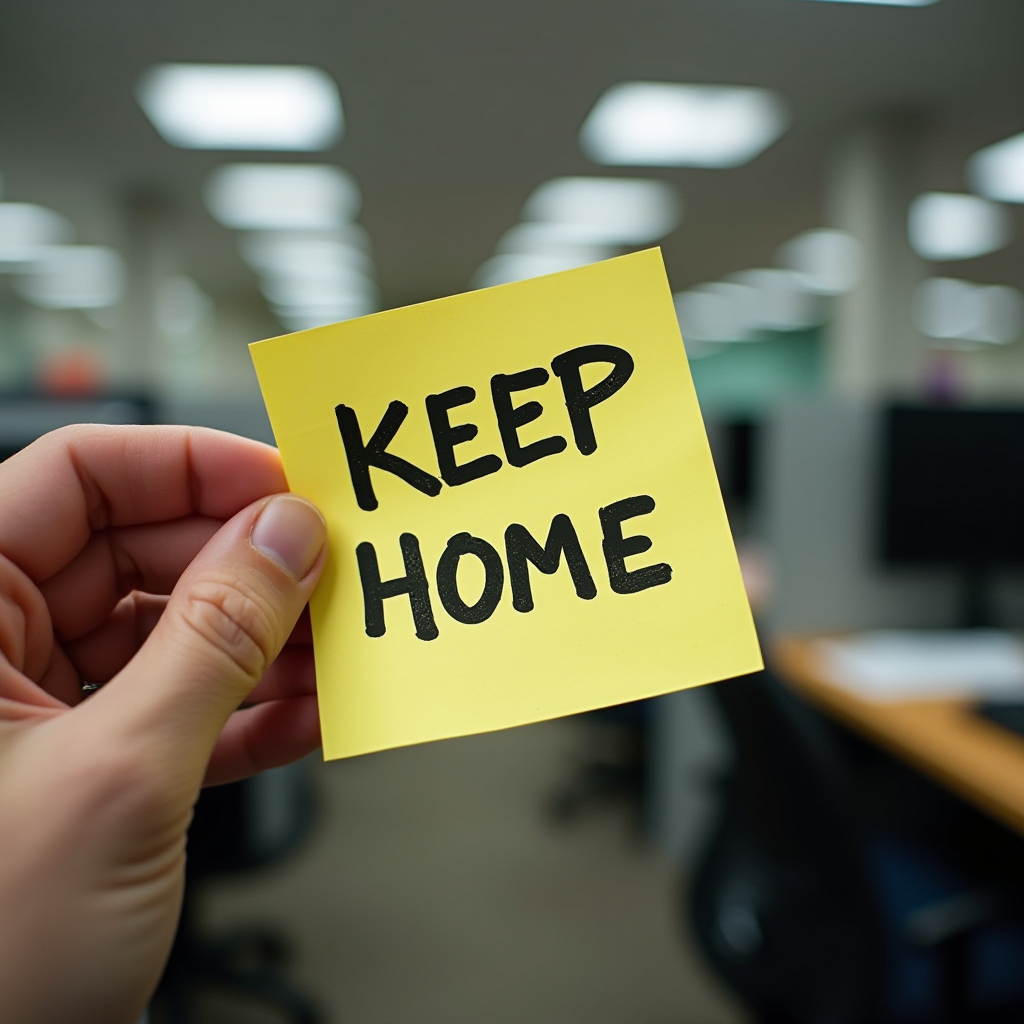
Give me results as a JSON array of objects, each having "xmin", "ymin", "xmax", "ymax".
[{"xmin": 0, "ymin": 424, "xmax": 328, "ymax": 1024}]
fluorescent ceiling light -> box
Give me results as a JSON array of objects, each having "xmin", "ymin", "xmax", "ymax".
[
  {"xmin": 792, "ymin": 0, "xmax": 939, "ymax": 6},
  {"xmin": 471, "ymin": 253, "xmax": 598, "ymax": 289},
  {"xmin": 676, "ymin": 271, "xmax": 827, "ymax": 344},
  {"xmin": 914, "ymin": 278, "xmax": 979, "ymax": 339},
  {"xmin": 137, "ymin": 64, "xmax": 342, "ymax": 151},
  {"xmin": 521, "ymin": 177, "xmax": 680, "ymax": 245},
  {"xmin": 240, "ymin": 234, "xmax": 372, "ymax": 278},
  {"xmin": 776, "ymin": 229, "xmax": 862, "ymax": 295},
  {"xmin": 496, "ymin": 223, "xmax": 620, "ymax": 258},
  {"xmin": 0, "ymin": 203, "xmax": 73, "ymax": 265},
  {"xmin": 273, "ymin": 297, "xmax": 375, "ymax": 317},
  {"xmin": 472, "ymin": 252, "xmax": 605, "ymax": 289},
  {"xmin": 260, "ymin": 273, "xmax": 378, "ymax": 308},
  {"xmin": 675, "ymin": 283, "xmax": 760, "ymax": 344},
  {"xmin": 728, "ymin": 269, "xmax": 827, "ymax": 331},
  {"xmin": 275, "ymin": 298, "xmax": 377, "ymax": 332},
  {"xmin": 968, "ymin": 132, "xmax": 1024, "ymax": 204},
  {"xmin": 914, "ymin": 278, "xmax": 1024, "ymax": 345},
  {"xmin": 206, "ymin": 164, "xmax": 360, "ymax": 230},
  {"xmin": 580, "ymin": 82, "xmax": 788, "ymax": 168},
  {"xmin": 978, "ymin": 286, "xmax": 1024, "ymax": 343},
  {"xmin": 15, "ymin": 246, "xmax": 125, "ymax": 309},
  {"xmin": 908, "ymin": 192, "xmax": 1011, "ymax": 261}
]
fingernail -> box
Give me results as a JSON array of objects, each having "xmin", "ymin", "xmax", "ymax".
[{"xmin": 251, "ymin": 495, "xmax": 327, "ymax": 580}]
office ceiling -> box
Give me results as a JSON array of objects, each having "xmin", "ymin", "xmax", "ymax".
[{"xmin": 1, "ymin": 0, "xmax": 1023, "ymax": 318}]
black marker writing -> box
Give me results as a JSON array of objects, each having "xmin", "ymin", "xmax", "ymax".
[
  {"xmin": 356, "ymin": 533, "xmax": 439, "ymax": 641},
  {"xmin": 505, "ymin": 514, "xmax": 596, "ymax": 612},
  {"xmin": 336, "ymin": 402, "xmax": 442, "ymax": 512},
  {"xmin": 551, "ymin": 345, "xmax": 634, "ymax": 456},
  {"xmin": 599, "ymin": 495, "xmax": 673, "ymax": 595}
]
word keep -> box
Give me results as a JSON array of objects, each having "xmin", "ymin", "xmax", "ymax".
[{"xmin": 335, "ymin": 344, "xmax": 635, "ymax": 511}]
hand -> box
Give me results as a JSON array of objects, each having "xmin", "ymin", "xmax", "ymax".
[{"xmin": 0, "ymin": 425, "xmax": 327, "ymax": 1024}]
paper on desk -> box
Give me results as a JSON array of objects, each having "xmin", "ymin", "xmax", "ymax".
[
  {"xmin": 815, "ymin": 631, "xmax": 1024, "ymax": 701},
  {"xmin": 250, "ymin": 249, "xmax": 762, "ymax": 759}
]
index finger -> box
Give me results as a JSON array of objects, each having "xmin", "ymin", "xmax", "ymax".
[{"xmin": 0, "ymin": 424, "xmax": 288, "ymax": 581}]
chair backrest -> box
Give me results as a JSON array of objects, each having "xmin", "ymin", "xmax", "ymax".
[
  {"xmin": 187, "ymin": 760, "xmax": 315, "ymax": 879},
  {"xmin": 688, "ymin": 671, "xmax": 888, "ymax": 1024}
]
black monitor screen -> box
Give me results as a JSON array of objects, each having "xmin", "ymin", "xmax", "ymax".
[{"xmin": 880, "ymin": 405, "xmax": 1024, "ymax": 567}]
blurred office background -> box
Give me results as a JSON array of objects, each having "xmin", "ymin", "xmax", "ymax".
[{"xmin": 6, "ymin": 0, "xmax": 1024, "ymax": 1021}]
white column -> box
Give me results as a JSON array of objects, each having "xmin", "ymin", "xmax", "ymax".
[
  {"xmin": 825, "ymin": 115, "xmax": 928, "ymax": 398},
  {"xmin": 112, "ymin": 191, "xmax": 175, "ymax": 392}
]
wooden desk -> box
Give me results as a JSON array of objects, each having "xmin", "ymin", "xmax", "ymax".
[{"xmin": 773, "ymin": 635, "xmax": 1024, "ymax": 838}]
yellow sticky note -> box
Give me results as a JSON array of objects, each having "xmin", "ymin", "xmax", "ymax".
[{"xmin": 250, "ymin": 249, "xmax": 761, "ymax": 760}]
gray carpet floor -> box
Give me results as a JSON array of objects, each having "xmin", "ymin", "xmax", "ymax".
[{"xmin": 199, "ymin": 718, "xmax": 747, "ymax": 1024}]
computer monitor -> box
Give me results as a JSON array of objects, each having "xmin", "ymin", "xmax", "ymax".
[
  {"xmin": 0, "ymin": 394, "xmax": 153, "ymax": 462},
  {"xmin": 879, "ymin": 404, "xmax": 1024, "ymax": 625}
]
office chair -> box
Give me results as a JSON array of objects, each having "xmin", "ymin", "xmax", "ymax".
[
  {"xmin": 686, "ymin": 671, "xmax": 1024, "ymax": 1024},
  {"xmin": 546, "ymin": 701, "xmax": 649, "ymax": 829},
  {"xmin": 153, "ymin": 761, "xmax": 320, "ymax": 1024}
]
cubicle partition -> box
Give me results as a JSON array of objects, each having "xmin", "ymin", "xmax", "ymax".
[{"xmin": 760, "ymin": 398, "xmax": 961, "ymax": 636}]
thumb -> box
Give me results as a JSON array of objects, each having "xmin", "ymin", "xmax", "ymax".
[{"xmin": 97, "ymin": 493, "xmax": 327, "ymax": 772}]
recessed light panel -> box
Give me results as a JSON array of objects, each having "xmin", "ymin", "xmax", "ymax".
[
  {"xmin": 908, "ymin": 193, "xmax": 1011, "ymax": 261},
  {"xmin": 137, "ymin": 64, "xmax": 343, "ymax": 150},
  {"xmin": 260, "ymin": 270, "xmax": 380, "ymax": 305},
  {"xmin": 728, "ymin": 269, "xmax": 827, "ymax": 331},
  {"xmin": 0, "ymin": 203, "xmax": 72, "ymax": 265},
  {"xmin": 472, "ymin": 177, "xmax": 679, "ymax": 289},
  {"xmin": 274, "ymin": 297, "xmax": 377, "ymax": 333},
  {"xmin": 675, "ymin": 282, "xmax": 769, "ymax": 344},
  {"xmin": 521, "ymin": 177, "xmax": 680, "ymax": 244},
  {"xmin": 237, "ymin": 225, "xmax": 378, "ymax": 328},
  {"xmin": 675, "ymin": 287, "xmax": 745, "ymax": 344},
  {"xmin": 496, "ymin": 223, "xmax": 619, "ymax": 257},
  {"xmin": 968, "ymin": 132, "xmax": 1024, "ymax": 204},
  {"xmin": 472, "ymin": 252, "xmax": 605, "ymax": 289},
  {"xmin": 15, "ymin": 246, "xmax": 125, "ymax": 309},
  {"xmin": 240, "ymin": 234, "xmax": 373, "ymax": 282},
  {"xmin": 776, "ymin": 229, "xmax": 862, "ymax": 295},
  {"xmin": 914, "ymin": 278, "xmax": 1024, "ymax": 345},
  {"xmin": 580, "ymin": 82, "xmax": 788, "ymax": 168},
  {"xmin": 205, "ymin": 164, "xmax": 360, "ymax": 230}
]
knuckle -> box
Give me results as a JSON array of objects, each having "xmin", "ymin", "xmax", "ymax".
[{"xmin": 180, "ymin": 577, "xmax": 277, "ymax": 681}]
